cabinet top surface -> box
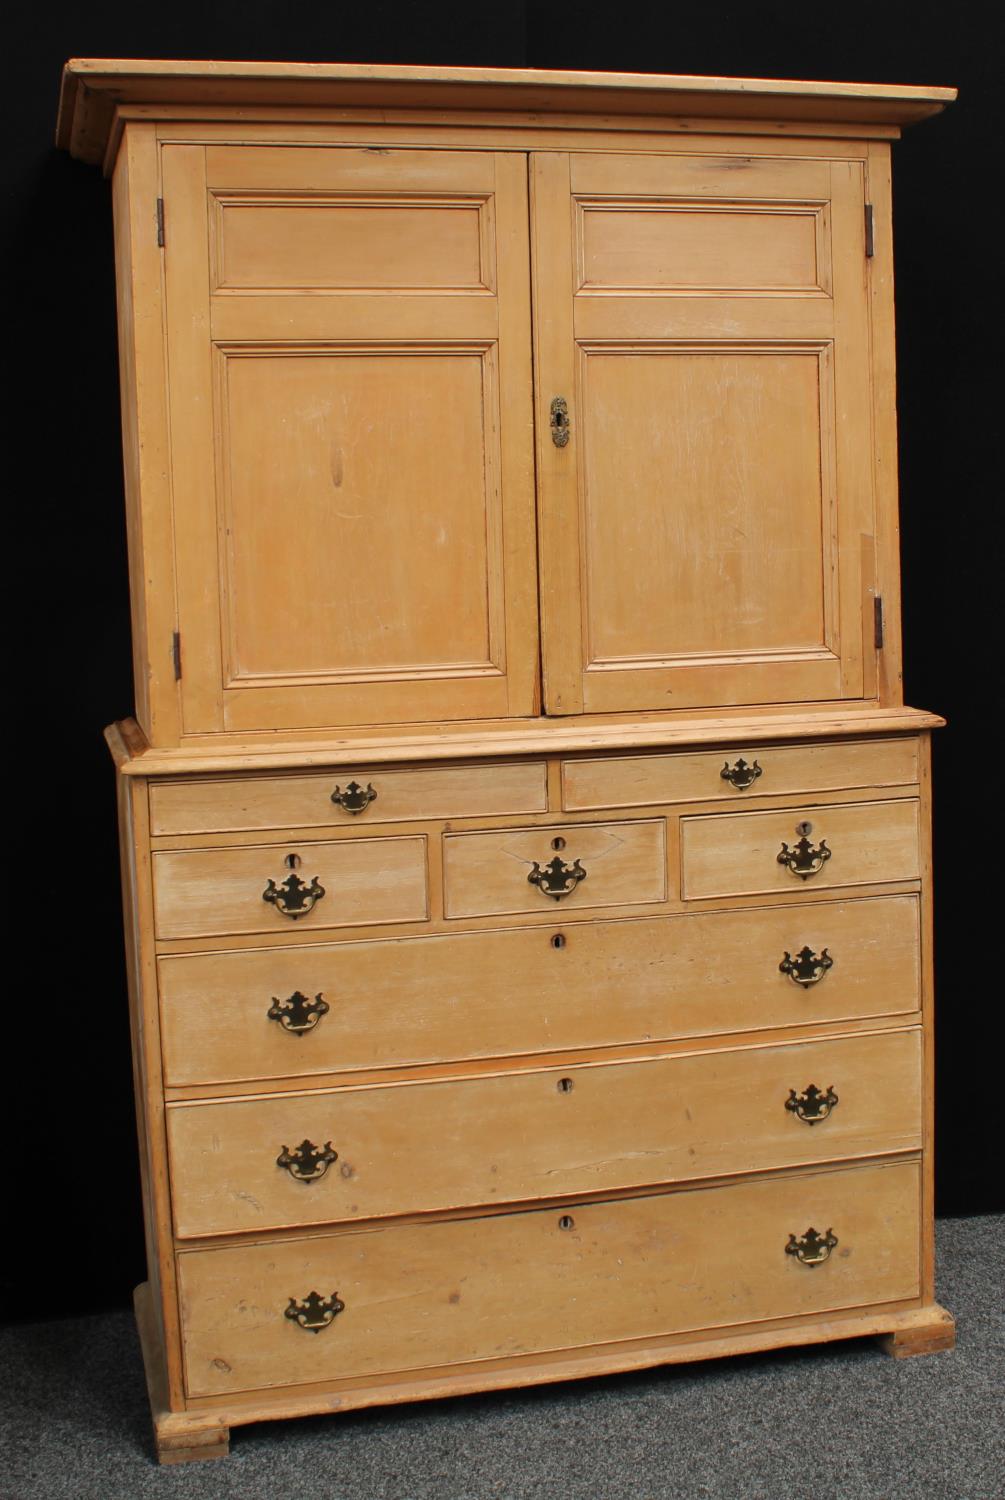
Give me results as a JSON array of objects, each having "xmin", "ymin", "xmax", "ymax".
[{"xmin": 57, "ymin": 58, "xmax": 955, "ymax": 164}]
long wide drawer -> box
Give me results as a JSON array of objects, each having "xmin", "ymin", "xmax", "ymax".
[
  {"xmin": 152, "ymin": 837, "xmax": 428, "ymax": 940},
  {"xmin": 442, "ymin": 819, "xmax": 666, "ymax": 918},
  {"xmin": 167, "ymin": 1029, "xmax": 922, "ymax": 1238},
  {"xmin": 150, "ymin": 761, "xmax": 548, "ymax": 836},
  {"xmin": 563, "ymin": 738, "xmax": 918, "ymax": 811},
  {"xmin": 158, "ymin": 894, "xmax": 921, "ymax": 1086},
  {"xmin": 681, "ymin": 799, "xmax": 920, "ymax": 900},
  {"xmin": 177, "ymin": 1159, "xmax": 921, "ymax": 1396}
]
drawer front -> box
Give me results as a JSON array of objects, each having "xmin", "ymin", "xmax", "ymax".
[
  {"xmin": 442, "ymin": 819, "xmax": 666, "ymax": 919},
  {"xmin": 178, "ymin": 1159, "xmax": 921, "ymax": 1395},
  {"xmin": 682, "ymin": 800, "xmax": 920, "ymax": 900},
  {"xmin": 149, "ymin": 761, "xmax": 548, "ymax": 836},
  {"xmin": 562, "ymin": 738, "xmax": 918, "ymax": 811},
  {"xmin": 168, "ymin": 1029, "xmax": 922, "ymax": 1237},
  {"xmin": 152, "ymin": 837, "xmax": 428, "ymax": 940},
  {"xmin": 159, "ymin": 895, "xmax": 920, "ymax": 1086}
]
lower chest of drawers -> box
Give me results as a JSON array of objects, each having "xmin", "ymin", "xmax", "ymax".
[{"xmin": 124, "ymin": 730, "xmax": 939, "ymax": 1438}]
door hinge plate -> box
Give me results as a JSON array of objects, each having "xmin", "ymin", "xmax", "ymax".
[
  {"xmin": 156, "ymin": 198, "xmax": 165, "ymax": 247},
  {"xmin": 864, "ymin": 203, "xmax": 875, "ymax": 258},
  {"xmin": 172, "ymin": 631, "xmax": 182, "ymax": 680},
  {"xmin": 874, "ymin": 596, "xmax": 884, "ymax": 650}
]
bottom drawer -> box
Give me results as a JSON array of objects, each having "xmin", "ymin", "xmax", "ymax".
[{"xmin": 178, "ymin": 1159, "xmax": 920, "ymax": 1397}]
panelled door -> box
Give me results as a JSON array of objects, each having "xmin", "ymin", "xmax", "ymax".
[
  {"xmin": 532, "ymin": 150, "xmax": 877, "ymax": 715},
  {"xmin": 162, "ymin": 145, "xmax": 540, "ymax": 733}
]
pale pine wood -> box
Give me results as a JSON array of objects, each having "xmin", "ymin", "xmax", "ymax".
[
  {"xmin": 134, "ymin": 1284, "xmax": 230, "ymax": 1463},
  {"xmin": 110, "ymin": 707, "xmax": 945, "ymax": 774},
  {"xmin": 152, "ymin": 836, "xmax": 428, "ymax": 939},
  {"xmin": 176, "ymin": 1159, "xmax": 921, "ymax": 1398},
  {"xmin": 537, "ymin": 149, "xmax": 874, "ymax": 715},
  {"xmin": 562, "ymin": 736, "xmax": 917, "ymax": 810},
  {"xmin": 163, "ymin": 143, "xmax": 539, "ymax": 736},
  {"xmin": 57, "ymin": 61, "xmax": 957, "ymax": 169},
  {"xmin": 149, "ymin": 761, "xmax": 548, "ymax": 836},
  {"xmin": 442, "ymin": 818, "xmax": 666, "ymax": 918},
  {"xmin": 158, "ymin": 895, "xmax": 920, "ymax": 1087},
  {"xmin": 877, "ymin": 1305, "xmax": 955, "ymax": 1358},
  {"xmin": 681, "ymin": 798, "xmax": 920, "ymax": 899},
  {"xmin": 167, "ymin": 1029, "xmax": 920, "ymax": 1237}
]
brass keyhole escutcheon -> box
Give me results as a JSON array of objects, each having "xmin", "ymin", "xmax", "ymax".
[
  {"xmin": 558, "ymin": 1215, "xmax": 575, "ymax": 1231},
  {"xmin": 285, "ymin": 852, "xmax": 302, "ymax": 870},
  {"xmin": 552, "ymin": 836, "xmax": 566, "ymax": 851},
  {"xmin": 796, "ymin": 821, "xmax": 813, "ymax": 838}
]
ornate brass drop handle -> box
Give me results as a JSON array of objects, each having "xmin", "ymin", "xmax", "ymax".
[
  {"xmin": 721, "ymin": 757, "xmax": 762, "ymax": 790},
  {"xmin": 777, "ymin": 836, "xmax": 831, "ymax": 881},
  {"xmin": 331, "ymin": 780, "xmax": 377, "ymax": 815},
  {"xmin": 785, "ymin": 1227, "xmax": 838, "ymax": 1267},
  {"xmin": 785, "ymin": 1083, "xmax": 839, "ymax": 1125},
  {"xmin": 277, "ymin": 1138, "xmax": 338, "ymax": 1183},
  {"xmin": 528, "ymin": 856, "xmax": 587, "ymax": 901},
  {"xmin": 284, "ymin": 1290, "xmax": 345, "ymax": 1333},
  {"xmin": 779, "ymin": 947, "xmax": 834, "ymax": 988},
  {"xmin": 267, "ymin": 990, "xmax": 330, "ymax": 1035},
  {"xmin": 263, "ymin": 872, "xmax": 326, "ymax": 919}
]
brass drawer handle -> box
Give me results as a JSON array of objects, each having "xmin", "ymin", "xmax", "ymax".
[
  {"xmin": 779, "ymin": 947, "xmax": 833, "ymax": 988},
  {"xmin": 331, "ymin": 780, "xmax": 377, "ymax": 815},
  {"xmin": 277, "ymin": 1138, "xmax": 338, "ymax": 1183},
  {"xmin": 268, "ymin": 990, "xmax": 330, "ymax": 1035},
  {"xmin": 284, "ymin": 1290, "xmax": 345, "ymax": 1333},
  {"xmin": 785, "ymin": 1227, "xmax": 838, "ymax": 1267},
  {"xmin": 528, "ymin": 856, "xmax": 587, "ymax": 901},
  {"xmin": 721, "ymin": 757, "xmax": 762, "ymax": 790},
  {"xmin": 777, "ymin": 836, "xmax": 831, "ymax": 880},
  {"xmin": 263, "ymin": 872, "xmax": 326, "ymax": 919},
  {"xmin": 785, "ymin": 1083, "xmax": 839, "ymax": 1125}
]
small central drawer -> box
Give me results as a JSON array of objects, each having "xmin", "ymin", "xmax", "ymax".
[
  {"xmin": 167, "ymin": 1029, "xmax": 921, "ymax": 1238},
  {"xmin": 152, "ymin": 836, "xmax": 428, "ymax": 940},
  {"xmin": 149, "ymin": 761, "xmax": 548, "ymax": 836},
  {"xmin": 442, "ymin": 819, "xmax": 666, "ymax": 918},
  {"xmin": 681, "ymin": 799, "xmax": 920, "ymax": 900},
  {"xmin": 177, "ymin": 1159, "xmax": 921, "ymax": 1397},
  {"xmin": 562, "ymin": 737, "xmax": 918, "ymax": 811}
]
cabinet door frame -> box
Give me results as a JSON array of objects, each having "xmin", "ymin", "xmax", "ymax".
[
  {"xmin": 161, "ymin": 143, "xmax": 541, "ymax": 735},
  {"xmin": 531, "ymin": 147, "xmax": 878, "ymax": 717}
]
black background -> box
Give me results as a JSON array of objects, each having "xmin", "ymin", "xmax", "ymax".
[{"xmin": 3, "ymin": 2, "xmax": 1000, "ymax": 1323}]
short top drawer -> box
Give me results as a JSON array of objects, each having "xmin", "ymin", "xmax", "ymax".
[
  {"xmin": 682, "ymin": 799, "xmax": 920, "ymax": 900},
  {"xmin": 149, "ymin": 761, "xmax": 548, "ymax": 836},
  {"xmin": 442, "ymin": 819, "xmax": 666, "ymax": 918},
  {"xmin": 562, "ymin": 738, "xmax": 918, "ymax": 811},
  {"xmin": 152, "ymin": 836, "xmax": 428, "ymax": 940}
]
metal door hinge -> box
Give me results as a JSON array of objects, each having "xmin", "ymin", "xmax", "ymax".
[
  {"xmin": 172, "ymin": 631, "xmax": 182, "ymax": 680},
  {"xmin": 864, "ymin": 203, "xmax": 875, "ymax": 258},
  {"xmin": 156, "ymin": 198, "xmax": 165, "ymax": 247},
  {"xmin": 874, "ymin": 596, "xmax": 884, "ymax": 650}
]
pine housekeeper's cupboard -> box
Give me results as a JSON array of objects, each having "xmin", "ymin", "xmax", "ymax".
[{"xmin": 58, "ymin": 60, "xmax": 957, "ymax": 1463}]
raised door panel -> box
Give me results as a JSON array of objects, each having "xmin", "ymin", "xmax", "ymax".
[
  {"xmin": 162, "ymin": 145, "xmax": 539, "ymax": 734},
  {"xmin": 533, "ymin": 149, "xmax": 877, "ymax": 714}
]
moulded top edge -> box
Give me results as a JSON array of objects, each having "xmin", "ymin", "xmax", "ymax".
[{"xmin": 56, "ymin": 58, "xmax": 957, "ymax": 165}]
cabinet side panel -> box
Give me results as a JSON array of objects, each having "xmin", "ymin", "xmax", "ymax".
[
  {"xmin": 111, "ymin": 125, "xmax": 180, "ymax": 745},
  {"xmin": 117, "ymin": 769, "xmax": 186, "ymax": 1407},
  {"xmin": 866, "ymin": 142, "xmax": 904, "ymax": 707}
]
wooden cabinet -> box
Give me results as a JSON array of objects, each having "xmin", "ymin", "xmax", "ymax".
[{"xmin": 60, "ymin": 59, "xmax": 956, "ymax": 1463}]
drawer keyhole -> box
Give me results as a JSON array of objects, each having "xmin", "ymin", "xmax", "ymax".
[
  {"xmin": 285, "ymin": 852, "xmax": 302, "ymax": 870},
  {"xmin": 558, "ymin": 1215, "xmax": 575, "ymax": 1231},
  {"xmin": 557, "ymin": 1077, "xmax": 574, "ymax": 1094},
  {"xmin": 551, "ymin": 836, "xmax": 566, "ymax": 851},
  {"xmin": 551, "ymin": 933, "xmax": 566, "ymax": 950}
]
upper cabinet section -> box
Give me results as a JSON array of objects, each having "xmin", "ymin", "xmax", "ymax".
[
  {"xmin": 533, "ymin": 151, "xmax": 876, "ymax": 715},
  {"xmin": 162, "ymin": 145, "xmax": 539, "ymax": 734},
  {"xmin": 72, "ymin": 63, "xmax": 954, "ymax": 747}
]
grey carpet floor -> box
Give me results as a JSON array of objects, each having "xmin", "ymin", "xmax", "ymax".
[{"xmin": 2, "ymin": 1215, "xmax": 1002, "ymax": 1500}]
